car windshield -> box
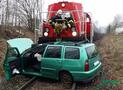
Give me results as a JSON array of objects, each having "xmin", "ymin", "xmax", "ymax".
[{"xmin": 7, "ymin": 38, "xmax": 33, "ymax": 54}]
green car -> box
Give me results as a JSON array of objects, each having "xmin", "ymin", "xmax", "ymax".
[{"xmin": 3, "ymin": 38, "xmax": 102, "ymax": 87}]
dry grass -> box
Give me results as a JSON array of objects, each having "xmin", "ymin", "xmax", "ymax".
[
  {"xmin": 0, "ymin": 29, "xmax": 35, "ymax": 41},
  {"xmin": 97, "ymin": 33, "xmax": 123, "ymax": 89},
  {"xmin": 0, "ymin": 39, "xmax": 7, "ymax": 79}
]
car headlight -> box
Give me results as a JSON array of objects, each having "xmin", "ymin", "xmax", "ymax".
[
  {"xmin": 72, "ymin": 31, "xmax": 77, "ymax": 37},
  {"xmin": 44, "ymin": 32, "xmax": 48, "ymax": 37}
]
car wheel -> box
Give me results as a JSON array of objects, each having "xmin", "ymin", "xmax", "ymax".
[{"xmin": 60, "ymin": 72, "xmax": 73, "ymax": 89}]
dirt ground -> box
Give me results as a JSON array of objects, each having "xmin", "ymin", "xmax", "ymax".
[
  {"xmin": 0, "ymin": 33, "xmax": 123, "ymax": 90},
  {"xmin": 0, "ymin": 29, "xmax": 35, "ymax": 41}
]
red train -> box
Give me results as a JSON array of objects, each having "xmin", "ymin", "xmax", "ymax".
[{"xmin": 38, "ymin": 1, "xmax": 93, "ymax": 43}]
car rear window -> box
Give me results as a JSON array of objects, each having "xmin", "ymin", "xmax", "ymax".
[
  {"xmin": 65, "ymin": 47, "xmax": 80, "ymax": 59},
  {"xmin": 86, "ymin": 45, "xmax": 98, "ymax": 59}
]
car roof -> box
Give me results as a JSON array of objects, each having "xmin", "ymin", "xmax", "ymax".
[
  {"xmin": 45, "ymin": 41, "xmax": 95, "ymax": 48},
  {"xmin": 80, "ymin": 43, "xmax": 95, "ymax": 48}
]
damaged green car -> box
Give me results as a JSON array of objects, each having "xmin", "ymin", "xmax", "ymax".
[{"xmin": 3, "ymin": 38, "xmax": 102, "ymax": 86}]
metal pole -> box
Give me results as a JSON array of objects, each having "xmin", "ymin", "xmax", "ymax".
[
  {"xmin": 89, "ymin": 13, "xmax": 93, "ymax": 43},
  {"xmin": 40, "ymin": 0, "xmax": 43, "ymax": 38},
  {"xmin": 84, "ymin": 13, "xmax": 87, "ymax": 41},
  {"xmin": 34, "ymin": 16, "xmax": 37, "ymax": 43},
  {"xmin": 91, "ymin": 21, "xmax": 94, "ymax": 43},
  {"xmin": 82, "ymin": 12, "xmax": 85, "ymax": 38}
]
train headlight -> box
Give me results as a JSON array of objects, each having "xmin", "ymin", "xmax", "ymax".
[
  {"xmin": 44, "ymin": 28, "xmax": 49, "ymax": 37},
  {"xmin": 72, "ymin": 31, "xmax": 77, "ymax": 37},
  {"xmin": 61, "ymin": 3, "xmax": 65, "ymax": 7},
  {"xmin": 44, "ymin": 32, "xmax": 48, "ymax": 37}
]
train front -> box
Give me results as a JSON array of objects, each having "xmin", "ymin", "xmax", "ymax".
[{"xmin": 39, "ymin": 1, "xmax": 92, "ymax": 43}]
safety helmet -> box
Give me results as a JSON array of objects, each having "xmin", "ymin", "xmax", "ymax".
[
  {"xmin": 65, "ymin": 12, "xmax": 71, "ymax": 18},
  {"xmin": 57, "ymin": 9, "xmax": 63, "ymax": 15}
]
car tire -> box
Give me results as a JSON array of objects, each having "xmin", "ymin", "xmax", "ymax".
[{"xmin": 60, "ymin": 72, "xmax": 73, "ymax": 89}]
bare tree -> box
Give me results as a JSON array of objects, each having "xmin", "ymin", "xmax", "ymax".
[
  {"xmin": 12, "ymin": 0, "xmax": 42, "ymax": 32},
  {"xmin": 0, "ymin": 0, "xmax": 42, "ymax": 34},
  {"xmin": 112, "ymin": 14, "xmax": 123, "ymax": 30},
  {"xmin": 0, "ymin": 0, "xmax": 5, "ymax": 25},
  {"xmin": 107, "ymin": 14, "xmax": 123, "ymax": 33}
]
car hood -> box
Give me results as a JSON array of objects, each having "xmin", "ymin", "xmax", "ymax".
[{"xmin": 7, "ymin": 38, "xmax": 33, "ymax": 54}]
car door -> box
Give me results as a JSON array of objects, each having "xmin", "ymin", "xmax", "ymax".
[
  {"xmin": 63, "ymin": 46, "xmax": 81, "ymax": 71},
  {"xmin": 3, "ymin": 47, "xmax": 21, "ymax": 80},
  {"xmin": 41, "ymin": 45, "xmax": 63, "ymax": 79}
]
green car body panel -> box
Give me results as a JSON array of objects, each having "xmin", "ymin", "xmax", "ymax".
[
  {"xmin": 3, "ymin": 40, "xmax": 102, "ymax": 82},
  {"xmin": 4, "ymin": 38, "xmax": 33, "ymax": 80},
  {"xmin": 3, "ymin": 47, "xmax": 20, "ymax": 80}
]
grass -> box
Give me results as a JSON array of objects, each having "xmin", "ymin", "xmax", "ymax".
[
  {"xmin": 97, "ymin": 33, "xmax": 123, "ymax": 89},
  {"xmin": 0, "ymin": 39, "xmax": 7, "ymax": 79}
]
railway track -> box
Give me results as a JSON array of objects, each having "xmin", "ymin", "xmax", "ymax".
[
  {"xmin": 15, "ymin": 75, "xmax": 102, "ymax": 90},
  {"xmin": 16, "ymin": 76, "xmax": 77, "ymax": 90},
  {"xmin": 14, "ymin": 71, "xmax": 107, "ymax": 90},
  {"xmin": 17, "ymin": 76, "xmax": 36, "ymax": 90},
  {"xmin": 0, "ymin": 70, "xmax": 104, "ymax": 90},
  {"xmin": 71, "ymin": 83, "xmax": 76, "ymax": 90}
]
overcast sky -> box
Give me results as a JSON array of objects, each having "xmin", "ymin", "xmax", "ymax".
[{"xmin": 43, "ymin": 0, "xmax": 123, "ymax": 27}]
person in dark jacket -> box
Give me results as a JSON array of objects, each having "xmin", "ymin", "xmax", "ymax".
[
  {"xmin": 50, "ymin": 9, "xmax": 63, "ymax": 34},
  {"xmin": 64, "ymin": 12, "xmax": 74, "ymax": 28}
]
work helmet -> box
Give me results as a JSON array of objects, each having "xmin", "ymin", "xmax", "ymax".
[
  {"xmin": 57, "ymin": 9, "xmax": 62, "ymax": 15},
  {"xmin": 65, "ymin": 12, "xmax": 71, "ymax": 18}
]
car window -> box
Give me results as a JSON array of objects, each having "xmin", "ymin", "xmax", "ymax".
[
  {"xmin": 32, "ymin": 45, "xmax": 47, "ymax": 55},
  {"xmin": 23, "ymin": 50, "xmax": 32, "ymax": 58},
  {"xmin": 44, "ymin": 46, "xmax": 62, "ymax": 58},
  {"xmin": 86, "ymin": 45, "xmax": 98, "ymax": 59},
  {"xmin": 65, "ymin": 47, "xmax": 80, "ymax": 59},
  {"xmin": 23, "ymin": 45, "xmax": 47, "ymax": 58},
  {"xmin": 7, "ymin": 48, "xmax": 18, "ymax": 57}
]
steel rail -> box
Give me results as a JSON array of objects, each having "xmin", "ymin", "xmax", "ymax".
[{"xmin": 17, "ymin": 76, "xmax": 36, "ymax": 90}]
